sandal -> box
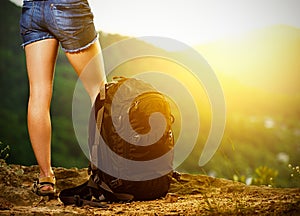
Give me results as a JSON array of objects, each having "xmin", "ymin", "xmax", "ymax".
[{"xmin": 33, "ymin": 176, "xmax": 56, "ymax": 196}]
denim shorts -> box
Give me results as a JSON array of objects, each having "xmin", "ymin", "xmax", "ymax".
[{"xmin": 20, "ymin": 0, "xmax": 98, "ymax": 52}]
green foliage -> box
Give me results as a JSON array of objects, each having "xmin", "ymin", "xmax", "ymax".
[
  {"xmin": 232, "ymin": 174, "xmax": 246, "ymax": 184},
  {"xmin": 0, "ymin": 141, "xmax": 10, "ymax": 160},
  {"xmin": 181, "ymin": 114, "xmax": 300, "ymax": 188},
  {"xmin": 233, "ymin": 165, "xmax": 279, "ymax": 187},
  {"xmin": 251, "ymin": 166, "xmax": 278, "ymax": 186},
  {"xmin": 287, "ymin": 164, "xmax": 300, "ymax": 187}
]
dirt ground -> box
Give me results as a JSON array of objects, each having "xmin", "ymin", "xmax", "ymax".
[{"xmin": 0, "ymin": 159, "xmax": 299, "ymax": 215}]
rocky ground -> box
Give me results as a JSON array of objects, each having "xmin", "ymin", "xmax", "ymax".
[{"xmin": 0, "ymin": 159, "xmax": 299, "ymax": 215}]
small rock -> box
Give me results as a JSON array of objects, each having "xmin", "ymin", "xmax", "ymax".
[{"xmin": 165, "ymin": 193, "xmax": 178, "ymax": 203}]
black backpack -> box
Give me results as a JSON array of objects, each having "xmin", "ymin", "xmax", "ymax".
[{"xmin": 60, "ymin": 77, "xmax": 175, "ymax": 205}]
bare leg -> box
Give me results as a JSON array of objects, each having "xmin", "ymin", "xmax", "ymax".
[
  {"xmin": 25, "ymin": 39, "xmax": 59, "ymax": 181},
  {"xmin": 65, "ymin": 40, "xmax": 107, "ymax": 103}
]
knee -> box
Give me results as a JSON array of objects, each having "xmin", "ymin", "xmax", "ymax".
[{"xmin": 28, "ymin": 86, "xmax": 53, "ymax": 107}]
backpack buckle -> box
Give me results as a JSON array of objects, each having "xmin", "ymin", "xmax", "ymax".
[{"xmin": 110, "ymin": 179, "xmax": 123, "ymax": 188}]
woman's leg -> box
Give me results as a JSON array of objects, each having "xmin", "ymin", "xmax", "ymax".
[
  {"xmin": 65, "ymin": 40, "xmax": 107, "ymax": 103},
  {"xmin": 25, "ymin": 39, "xmax": 59, "ymax": 181}
]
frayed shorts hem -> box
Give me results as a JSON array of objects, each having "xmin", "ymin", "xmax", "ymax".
[
  {"xmin": 62, "ymin": 34, "xmax": 99, "ymax": 53},
  {"xmin": 21, "ymin": 34, "xmax": 99, "ymax": 53}
]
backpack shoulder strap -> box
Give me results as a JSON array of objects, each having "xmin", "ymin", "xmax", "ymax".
[{"xmin": 59, "ymin": 180, "xmax": 108, "ymax": 208}]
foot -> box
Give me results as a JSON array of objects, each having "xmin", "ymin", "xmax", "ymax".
[{"xmin": 33, "ymin": 176, "xmax": 56, "ymax": 196}]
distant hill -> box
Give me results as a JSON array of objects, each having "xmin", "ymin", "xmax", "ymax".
[{"xmin": 196, "ymin": 25, "xmax": 300, "ymax": 95}]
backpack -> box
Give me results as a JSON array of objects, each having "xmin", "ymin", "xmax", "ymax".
[{"xmin": 60, "ymin": 77, "xmax": 175, "ymax": 205}]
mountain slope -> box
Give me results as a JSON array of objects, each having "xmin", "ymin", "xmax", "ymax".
[{"xmin": 0, "ymin": 160, "xmax": 299, "ymax": 215}]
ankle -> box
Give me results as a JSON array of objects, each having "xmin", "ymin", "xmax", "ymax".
[{"xmin": 39, "ymin": 168, "xmax": 54, "ymax": 178}]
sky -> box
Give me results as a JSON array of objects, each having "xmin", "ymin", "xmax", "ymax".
[{"xmin": 10, "ymin": 0, "xmax": 300, "ymax": 46}]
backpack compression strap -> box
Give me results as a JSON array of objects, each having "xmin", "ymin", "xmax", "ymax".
[
  {"xmin": 87, "ymin": 175, "xmax": 134, "ymax": 201},
  {"xmin": 90, "ymin": 86, "xmax": 105, "ymax": 171}
]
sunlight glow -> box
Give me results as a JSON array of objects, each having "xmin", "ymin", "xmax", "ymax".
[
  {"xmin": 89, "ymin": 0, "xmax": 300, "ymax": 46},
  {"xmin": 10, "ymin": 0, "xmax": 300, "ymax": 46}
]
